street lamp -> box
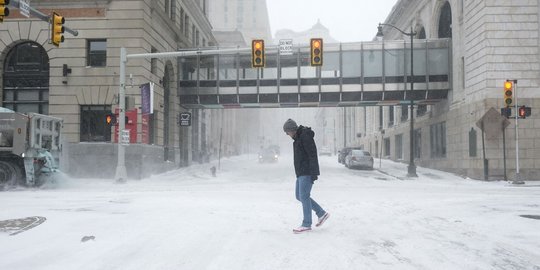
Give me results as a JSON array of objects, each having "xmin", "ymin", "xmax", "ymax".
[{"xmin": 376, "ymin": 23, "xmax": 418, "ymax": 178}]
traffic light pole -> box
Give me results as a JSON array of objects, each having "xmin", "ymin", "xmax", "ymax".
[
  {"xmin": 513, "ymin": 80, "xmax": 521, "ymax": 184},
  {"xmin": 115, "ymin": 47, "xmax": 128, "ymax": 182},
  {"xmin": 115, "ymin": 46, "xmax": 253, "ymax": 182},
  {"xmin": 8, "ymin": 0, "xmax": 78, "ymax": 36}
]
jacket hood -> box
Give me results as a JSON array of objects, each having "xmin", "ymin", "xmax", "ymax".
[{"xmin": 295, "ymin": 125, "xmax": 315, "ymax": 140}]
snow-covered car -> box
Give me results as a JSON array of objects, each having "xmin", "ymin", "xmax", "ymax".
[
  {"xmin": 345, "ymin": 150, "xmax": 374, "ymax": 169},
  {"xmin": 319, "ymin": 146, "xmax": 332, "ymax": 156},
  {"xmin": 258, "ymin": 149, "xmax": 278, "ymax": 163},
  {"xmin": 338, "ymin": 147, "xmax": 362, "ymax": 164}
]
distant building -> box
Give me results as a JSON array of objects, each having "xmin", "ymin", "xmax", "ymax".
[
  {"xmin": 208, "ymin": 0, "xmax": 272, "ymax": 43},
  {"xmin": 274, "ymin": 19, "xmax": 339, "ymax": 45},
  {"xmin": 212, "ymin": 31, "xmax": 248, "ymax": 47}
]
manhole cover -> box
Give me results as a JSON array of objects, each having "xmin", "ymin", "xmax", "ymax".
[
  {"xmin": 0, "ymin": 216, "xmax": 47, "ymax": 235},
  {"xmin": 520, "ymin": 215, "xmax": 540, "ymax": 220}
]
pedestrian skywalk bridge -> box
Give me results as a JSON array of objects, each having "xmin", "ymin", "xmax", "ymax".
[{"xmin": 178, "ymin": 39, "xmax": 451, "ymax": 109}]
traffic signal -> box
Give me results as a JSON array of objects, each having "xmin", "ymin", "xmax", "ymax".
[
  {"xmin": 503, "ymin": 80, "xmax": 513, "ymax": 107},
  {"xmin": 251, "ymin": 39, "xmax": 265, "ymax": 68},
  {"xmin": 105, "ymin": 114, "xmax": 116, "ymax": 125},
  {"xmin": 0, "ymin": 0, "xmax": 9, "ymax": 23},
  {"xmin": 310, "ymin": 38, "xmax": 323, "ymax": 66},
  {"xmin": 518, "ymin": 106, "xmax": 531, "ymax": 119},
  {"xmin": 51, "ymin": 12, "xmax": 65, "ymax": 47},
  {"xmin": 501, "ymin": 107, "xmax": 511, "ymax": 118}
]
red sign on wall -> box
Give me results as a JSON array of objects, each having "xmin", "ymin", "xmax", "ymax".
[{"xmin": 114, "ymin": 108, "xmax": 138, "ymax": 143}]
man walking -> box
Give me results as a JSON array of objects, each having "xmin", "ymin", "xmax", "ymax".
[{"xmin": 283, "ymin": 119, "xmax": 330, "ymax": 234}]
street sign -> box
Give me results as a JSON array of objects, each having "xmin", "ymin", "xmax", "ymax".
[
  {"xmin": 476, "ymin": 107, "xmax": 510, "ymax": 139},
  {"xmin": 120, "ymin": 129, "xmax": 130, "ymax": 145},
  {"xmin": 19, "ymin": 0, "xmax": 30, "ymax": 18},
  {"xmin": 179, "ymin": 112, "xmax": 191, "ymax": 126},
  {"xmin": 279, "ymin": 39, "xmax": 293, "ymax": 55}
]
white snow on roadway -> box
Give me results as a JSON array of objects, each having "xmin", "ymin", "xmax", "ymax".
[{"xmin": 1, "ymin": 155, "xmax": 539, "ymax": 270}]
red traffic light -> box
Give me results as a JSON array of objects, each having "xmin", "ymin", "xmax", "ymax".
[
  {"xmin": 105, "ymin": 114, "xmax": 116, "ymax": 125},
  {"xmin": 518, "ymin": 106, "xmax": 531, "ymax": 119}
]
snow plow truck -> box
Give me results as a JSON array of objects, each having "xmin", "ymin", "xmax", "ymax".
[{"xmin": 0, "ymin": 107, "xmax": 63, "ymax": 189}]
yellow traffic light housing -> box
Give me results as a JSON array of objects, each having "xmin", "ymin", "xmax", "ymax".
[
  {"xmin": 252, "ymin": 39, "xmax": 265, "ymax": 68},
  {"xmin": 51, "ymin": 12, "xmax": 65, "ymax": 47},
  {"xmin": 310, "ymin": 38, "xmax": 323, "ymax": 66},
  {"xmin": 0, "ymin": 0, "xmax": 10, "ymax": 23},
  {"xmin": 503, "ymin": 80, "xmax": 513, "ymax": 107}
]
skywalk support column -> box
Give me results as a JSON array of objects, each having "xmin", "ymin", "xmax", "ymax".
[{"xmin": 115, "ymin": 47, "xmax": 128, "ymax": 182}]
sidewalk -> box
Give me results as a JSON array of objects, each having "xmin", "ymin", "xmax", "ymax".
[{"xmin": 375, "ymin": 158, "xmax": 540, "ymax": 186}]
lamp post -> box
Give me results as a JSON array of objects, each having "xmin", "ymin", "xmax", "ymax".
[{"xmin": 377, "ymin": 23, "xmax": 418, "ymax": 178}]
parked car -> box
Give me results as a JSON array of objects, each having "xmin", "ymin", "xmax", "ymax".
[
  {"xmin": 258, "ymin": 149, "xmax": 278, "ymax": 163},
  {"xmin": 338, "ymin": 147, "xmax": 362, "ymax": 164},
  {"xmin": 345, "ymin": 150, "xmax": 374, "ymax": 169},
  {"xmin": 319, "ymin": 146, "xmax": 332, "ymax": 156}
]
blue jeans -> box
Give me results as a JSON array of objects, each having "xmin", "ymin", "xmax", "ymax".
[{"xmin": 295, "ymin": 175, "xmax": 325, "ymax": 227}]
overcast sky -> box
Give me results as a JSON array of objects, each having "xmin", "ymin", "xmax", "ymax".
[{"xmin": 266, "ymin": 0, "xmax": 399, "ymax": 42}]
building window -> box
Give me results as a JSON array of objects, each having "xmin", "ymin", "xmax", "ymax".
[
  {"xmin": 196, "ymin": 30, "xmax": 200, "ymax": 47},
  {"xmin": 3, "ymin": 41, "xmax": 49, "ymax": 114},
  {"xmin": 395, "ymin": 134, "xmax": 403, "ymax": 159},
  {"xmin": 87, "ymin": 39, "xmax": 107, "ymax": 67},
  {"xmin": 468, "ymin": 127, "xmax": 477, "ymax": 157},
  {"xmin": 80, "ymin": 105, "xmax": 112, "ymax": 142},
  {"xmin": 417, "ymin": 27, "xmax": 426, "ymax": 39},
  {"xmin": 171, "ymin": 0, "xmax": 176, "ymax": 21},
  {"xmin": 164, "ymin": 0, "xmax": 170, "ymax": 16},
  {"xmin": 185, "ymin": 15, "xmax": 190, "ymax": 37},
  {"xmin": 202, "ymin": 0, "xmax": 207, "ymax": 15},
  {"xmin": 401, "ymin": 105, "xmax": 408, "ymax": 122},
  {"xmin": 192, "ymin": 25, "xmax": 196, "ymax": 46},
  {"xmin": 384, "ymin": 138, "xmax": 390, "ymax": 157},
  {"xmin": 438, "ymin": 1, "xmax": 452, "ymax": 38},
  {"xmin": 414, "ymin": 128, "xmax": 421, "ymax": 158},
  {"xmin": 379, "ymin": 106, "xmax": 383, "ymax": 130},
  {"xmin": 180, "ymin": 8, "xmax": 184, "ymax": 32},
  {"xmin": 388, "ymin": 106, "xmax": 394, "ymax": 126},
  {"xmin": 151, "ymin": 47, "xmax": 158, "ymax": 75},
  {"xmin": 417, "ymin": 105, "xmax": 427, "ymax": 116},
  {"xmin": 461, "ymin": 57, "xmax": 465, "ymax": 89},
  {"xmin": 430, "ymin": 122, "xmax": 447, "ymax": 158}
]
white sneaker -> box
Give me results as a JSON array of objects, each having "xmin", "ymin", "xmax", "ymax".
[
  {"xmin": 316, "ymin": 212, "xmax": 330, "ymax": 227},
  {"xmin": 293, "ymin": 226, "xmax": 312, "ymax": 234}
]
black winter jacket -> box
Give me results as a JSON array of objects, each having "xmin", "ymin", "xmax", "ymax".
[{"xmin": 292, "ymin": 126, "xmax": 320, "ymax": 179}]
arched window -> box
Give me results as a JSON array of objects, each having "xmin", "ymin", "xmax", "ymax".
[
  {"xmin": 417, "ymin": 27, "xmax": 426, "ymax": 39},
  {"xmin": 438, "ymin": 1, "xmax": 452, "ymax": 38},
  {"xmin": 3, "ymin": 42, "xmax": 49, "ymax": 114}
]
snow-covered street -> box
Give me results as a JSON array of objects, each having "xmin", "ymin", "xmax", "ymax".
[{"xmin": 1, "ymin": 155, "xmax": 539, "ymax": 270}]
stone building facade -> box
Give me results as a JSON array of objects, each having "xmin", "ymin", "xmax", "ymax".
[
  {"xmin": 208, "ymin": 0, "xmax": 272, "ymax": 43},
  {"xmin": 0, "ymin": 0, "xmax": 220, "ymax": 178},
  {"xmin": 355, "ymin": 0, "xmax": 540, "ymax": 180}
]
